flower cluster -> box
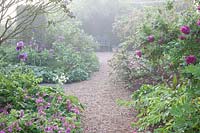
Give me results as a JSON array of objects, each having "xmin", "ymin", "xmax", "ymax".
[
  {"xmin": 16, "ymin": 41, "xmax": 28, "ymax": 62},
  {"xmin": 145, "ymin": 15, "xmax": 199, "ymax": 65}
]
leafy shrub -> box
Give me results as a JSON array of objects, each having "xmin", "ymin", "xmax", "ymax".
[
  {"xmin": 110, "ymin": 1, "xmax": 196, "ymax": 85},
  {"xmin": 0, "ymin": 68, "xmax": 83, "ymax": 133},
  {"xmin": 112, "ymin": 1, "xmax": 200, "ymax": 132},
  {"xmin": 0, "ymin": 38, "xmax": 99, "ymax": 84},
  {"xmin": 132, "ymin": 66, "xmax": 200, "ymax": 132}
]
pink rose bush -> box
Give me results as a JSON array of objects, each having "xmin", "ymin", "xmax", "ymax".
[{"xmin": 110, "ymin": 3, "xmax": 200, "ymax": 133}]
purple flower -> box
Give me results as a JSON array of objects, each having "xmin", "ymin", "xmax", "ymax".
[
  {"xmin": 185, "ymin": 55, "xmax": 197, "ymax": 65},
  {"xmin": 46, "ymin": 102, "xmax": 51, "ymax": 108},
  {"xmin": 147, "ymin": 35, "xmax": 155, "ymax": 42},
  {"xmin": 3, "ymin": 110, "xmax": 8, "ymax": 115},
  {"xmin": 71, "ymin": 107, "xmax": 80, "ymax": 115},
  {"xmin": 20, "ymin": 110, "xmax": 24, "ymax": 118},
  {"xmin": 57, "ymin": 96, "xmax": 62, "ymax": 102},
  {"xmin": 179, "ymin": 35, "xmax": 186, "ymax": 40},
  {"xmin": 197, "ymin": 5, "xmax": 200, "ymax": 11},
  {"xmin": 38, "ymin": 109, "xmax": 46, "ymax": 116},
  {"xmin": 18, "ymin": 53, "xmax": 28, "ymax": 61},
  {"xmin": 0, "ymin": 130, "xmax": 5, "ymax": 133},
  {"xmin": 16, "ymin": 126, "xmax": 22, "ymax": 131},
  {"xmin": 197, "ymin": 19, "xmax": 200, "ymax": 26},
  {"xmin": 67, "ymin": 100, "xmax": 72, "ymax": 110},
  {"xmin": 135, "ymin": 50, "xmax": 142, "ymax": 58},
  {"xmin": 36, "ymin": 97, "xmax": 44, "ymax": 104},
  {"xmin": 45, "ymin": 126, "xmax": 53, "ymax": 132},
  {"xmin": 63, "ymin": 122, "xmax": 68, "ymax": 127},
  {"xmin": 8, "ymin": 127, "xmax": 13, "ymax": 132},
  {"xmin": 180, "ymin": 25, "xmax": 190, "ymax": 34},
  {"xmin": 57, "ymin": 36, "xmax": 65, "ymax": 41},
  {"xmin": 26, "ymin": 121, "xmax": 33, "ymax": 126},
  {"xmin": 158, "ymin": 38, "xmax": 164, "ymax": 45},
  {"xmin": 66, "ymin": 127, "xmax": 71, "ymax": 133},
  {"xmin": 16, "ymin": 41, "xmax": 24, "ymax": 51}
]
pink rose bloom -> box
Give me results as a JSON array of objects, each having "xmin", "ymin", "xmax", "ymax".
[
  {"xmin": 147, "ymin": 35, "xmax": 155, "ymax": 42},
  {"xmin": 135, "ymin": 50, "xmax": 142, "ymax": 58},
  {"xmin": 185, "ymin": 55, "xmax": 197, "ymax": 65},
  {"xmin": 197, "ymin": 19, "xmax": 200, "ymax": 26},
  {"xmin": 179, "ymin": 35, "xmax": 186, "ymax": 40},
  {"xmin": 180, "ymin": 25, "xmax": 190, "ymax": 34}
]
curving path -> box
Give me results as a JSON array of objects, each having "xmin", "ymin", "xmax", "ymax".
[{"xmin": 64, "ymin": 52, "xmax": 135, "ymax": 133}]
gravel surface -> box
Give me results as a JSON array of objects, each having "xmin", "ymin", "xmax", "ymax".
[{"xmin": 64, "ymin": 52, "xmax": 135, "ymax": 133}]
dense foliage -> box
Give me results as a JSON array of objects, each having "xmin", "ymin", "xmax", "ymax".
[
  {"xmin": 0, "ymin": 69, "xmax": 83, "ymax": 133},
  {"xmin": 112, "ymin": 1, "xmax": 200, "ymax": 132},
  {"xmin": 0, "ymin": 16, "xmax": 99, "ymax": 84}
]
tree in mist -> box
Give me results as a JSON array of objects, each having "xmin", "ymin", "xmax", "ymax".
[
  {"xmin": 71, "ymin": 0, "xmax": 120, "ymax": 49},
  {"xmin": 0, "ymin": 0, "xmax": 72, "ymax": 45}
]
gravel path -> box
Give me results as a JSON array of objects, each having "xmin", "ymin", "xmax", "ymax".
[{"xmin": 64, "ymin": 52, "xmax": 135, "ymax": 133}]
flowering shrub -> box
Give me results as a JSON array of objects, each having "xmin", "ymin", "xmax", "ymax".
[
  {"xmin": 0, "ymin": 38, "xmax": 99, "ymax": 83},
  {"xmin": 0, "ymin": 69, "xmax": 83, "ymax": 133},
  {"xmin": 110, "ymin": 1, "xmax": 200, "ymax": 85},
  {"xmin": 111, "ymin": 1, "xmax": 200, "ymax": 132}
]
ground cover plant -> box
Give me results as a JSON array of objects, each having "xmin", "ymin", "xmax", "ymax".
[
  {"xmin": 112, "ymin": 1, "xmax": 200, "ymax": 132},
  {"xmin": 0, "ymin": 68, "xmax": 83, "ymax": 133}
]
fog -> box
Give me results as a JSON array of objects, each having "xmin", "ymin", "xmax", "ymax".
[
  {"xmin": 69, "ymin": 0, "xmax": 190, "ymax": 51},
  {"xmin": 70, "ymin": 0, "xmax": 121, "ymax": 50}
]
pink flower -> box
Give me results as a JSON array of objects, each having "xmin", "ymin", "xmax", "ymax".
[
  {"xmin": 71, "ymin": 108, "xmax": 80, "ymax": 115},
  {"xmin": 179, "ymin": 35, "xmax": 186, "ymax": 40},
  {"xmin": 180, "ymin": 25, "xmax": 190, "ymax": 34},
  {"xmin": 57, "ymin": 95, "xmax": 62, "ymax": 102},
  {"xmin": 46, "ymin": 102, "xmax": 51, "ymax": 108},
  {"xmin": 20, "ymin": 110, "xmax": 24, "ymax": 118},
  {"xmin": 66, "ymin": 127, "xmax": 71, "ymax": 133},
  {"xmin": 0, "ymin": 130, "xmax": 5, "ymax": 133},
  {"xmin": 36, "ymin": 97, "xmax": 44, "ymax": 104},
  {"xmin": 197, "ymin": 19, "xmax": 200, "ymax": 26},
  {"xmin": 135, "ymin": 50, "xmax": 142, "ymax": 58},
  {"xmin": 38, "ymin": 109, "xmax": 46, "ymax": 116},
  {"xmin": 8, "ymin": 127, "xmax": 13, "ymax": 132},
  {"xmin": 185, "ymin": 55, "xmax": 197, "ymax": 65},
  {"xmin": 147, "ymin": 35, "xmax": 155, "ymax": 42},
  {"xmin": 67, "ymin": 100, "xmax": 72, "ymax": 110},
  {"xmin": 197, "ymin": 5, "xmax": 200, "ymax": 11},
  {"xmin": 45, "ymin": 126, "xmax": 53, "ymax": 132},
  {"xmin": 26, "ymin": 121, "xmax": 33, "ymax": 126}
]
